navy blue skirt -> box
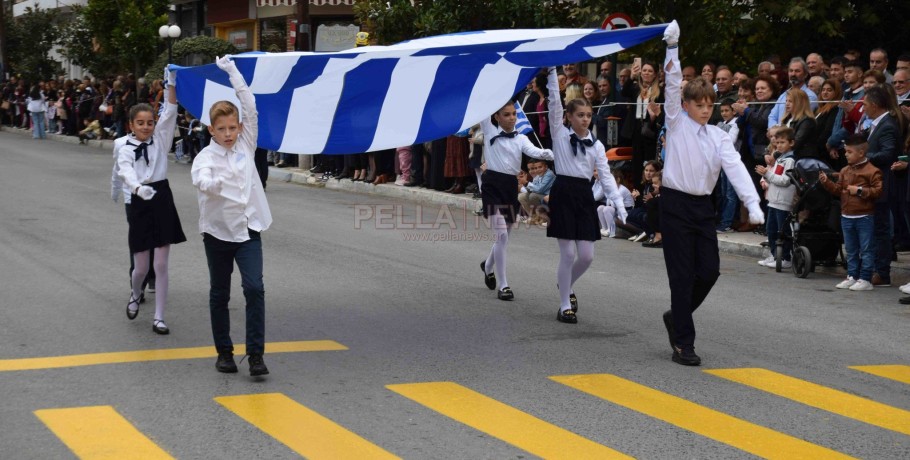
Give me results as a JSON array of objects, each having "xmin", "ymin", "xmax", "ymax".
[
  {"xmin": 547, "ymin": 175, "xmax": 600, "ymax": 241},
  {"xmin": 128, "ymin": 179, "xmax": 187, "ymax": 253},
  {"xmin": 481, "ymin": 169, "xmax": 520, "ymax": 224}
]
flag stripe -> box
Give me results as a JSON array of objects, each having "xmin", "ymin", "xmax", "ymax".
[{"xmin": 325, "ymin": 58, "xmax": 398, "ymax": 153}]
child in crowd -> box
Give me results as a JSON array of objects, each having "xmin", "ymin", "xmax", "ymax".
[
  {"xmin": 755, "ymin": 128, "xmax": 797, "ymax": 268},
  {"xmin": 715, "ymin": 100, "xmax": 741, "ymax": 233},
  {"xmin": 594, "ymin": 171, "xmax": 634, "ymax": 238},
  {"xmin": 642, "ymin": 170, "xmax": 663, "ymax": 247},
  {"xmin": 819, "ymin": 134, "xmax": 882, "ymax": 291},
  {"xmin": 79, "ymin": 116, "xmax": 102, "ymax": 143},
  {"xmin": 547, "ymin": 65, "xmax": 627, "ymax": 324},
  {"xmin": 519, "ymin": 158, "xmax": 555, "ymax": 225},
  {"xmin": 118, "ymin": 68, "xmax": 185, "ymax": 335},
  {"xmin": 479, "ymin": 101, "xmax": 553, "ymax": 301},
  {"xmin": 191, "ymin": 57, "xmax": 273, "ymax": 376},
  {"xmin": 659, "ymin": 22, "xmax": 763, "ymax": 366}
]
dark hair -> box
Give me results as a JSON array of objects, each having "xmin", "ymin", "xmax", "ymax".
[
  {"xmin": 739, "ymin": 78, "xmax": 756, "ymax": 94},
  {"xmin": 864, "ymin": 85, "xmax": 889, "ymax": 109},
  {"xmin": 129, "ymin": 103, "xmax": 155, "ymax": 122},
  {"xmin": 754, "ymin": 76, "xmax": 780, "ymax": 98},
  {"xmin": 774, "ymin": 127, "xmax": 796, "ymax": 142},
  {"xmin": 898, "ymin": 54, "xmax": 910, "ymax": 63},
  {"xmin": 844, "ymin": 59, "xmax": 864, "ymax": 71},
  {"xmin": 719, "ymin": 99, "xmax": 734, "ymax": 108},
  {"xmin": 565, "ymin": 98, "xmax": 592, "ymax": 114},
  {"xmin": 829, "ymin": 56, "xmax": 847, "ymax": 67},
  {"xmin": 534, "ymin": 72, "xmax": 547, "ymax": 93},
  {"xmin": 29, "ymin": 85, "xmax": 41, "ymax": 100},
  {"xmin": 845, "ymin": 133, "xmax": 868, "ymax": 147}
]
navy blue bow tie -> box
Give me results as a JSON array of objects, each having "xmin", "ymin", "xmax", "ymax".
[
  {"xmin": 489, "ymin": 130, "xmax": 518, "ymax": 146},
  {"xmin": 133, "ymin": 139, "xmax": 154, "ymax": 165},
  {"xmin": 570, "ymin": 133, "xmax": 593, "ymax": 156}
]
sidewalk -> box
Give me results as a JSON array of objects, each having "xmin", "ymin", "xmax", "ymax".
[{"xmin": 8, "ymin": 125, "xmax": 909, "ymax": 278}]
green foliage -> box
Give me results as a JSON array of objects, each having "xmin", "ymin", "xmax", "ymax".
[
  {"xmin": 57, "ymin": 7, "xmax": 118, "ymax": 77},
  {"xmin": 76, "ymin": 0, "xmax": 170, "ymax": 76},
  {"xmin": 144, "ymin": 35, "xmax": 239, "ymax": 82},
  {"xmin": 6, "ymin": 7, "xmax": 60, "ymax": 82}
]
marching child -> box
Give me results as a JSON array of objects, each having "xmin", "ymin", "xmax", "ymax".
[
  {"xmin": 118, "ymin": 68, "xmax": 186, "ymax": 335},
  {"xmin": 479, "ymin": 101, "xmax": 553, "ymax": 300},
  {"xmin": 659, "ymin": 21, "xmax": 764, "ymax": 366},
  {"xmin": 191, "ymin": 56, "xmax": 273, "ymax": 376},
  {"xmin": 819, "ymin": 134, "xmax": 882, "ymax": 291},
  {"xmin": 755, "ymin": 127, "xmax": 797, "ymax": 269},
  {"xmin": 546, "ymin": 65, "xmax": 628, "ymax": 324}
]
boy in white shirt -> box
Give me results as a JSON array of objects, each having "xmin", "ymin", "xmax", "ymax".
[
  {"xmin": 191, "ymin": 57, "xmax": 273, "ymax": 376},
  {"xmin": 659, "ymin": 22, "xmax": 764, "ymax": 366}
]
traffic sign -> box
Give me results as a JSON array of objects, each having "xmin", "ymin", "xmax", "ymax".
[{"xmin": 601, "ymin": 13, "xmax": 636, "ymax": 31}]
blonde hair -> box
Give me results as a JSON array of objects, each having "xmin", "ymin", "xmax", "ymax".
[
  {"xmin": 783, "ymin": 88, "xmax": 814, "ymax": 123},
  {"xmin": 564, "ymin": 83, "xmax": 584, "ymax": 105},
  {"xmin": 209, "ymin": 101, "xmax": 239, "ymax": 124}
]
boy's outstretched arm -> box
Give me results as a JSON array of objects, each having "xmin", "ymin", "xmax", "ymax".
[{"xmin": 216, "ymin": 56, "xmax": 259, "ymax": 154}]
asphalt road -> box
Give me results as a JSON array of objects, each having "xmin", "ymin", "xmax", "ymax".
[{"xmin": 0, "ymin": 131, "xmax": 908, "ymax": 459}]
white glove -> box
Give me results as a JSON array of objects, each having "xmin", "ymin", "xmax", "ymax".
[
  {"xmin": 136, "ymin": 185, "xmax": 157, "ymax": 201},
  {"xmin": 165, "ymin": 66, "xmax": 176, "ymax": 88},
  {"xmin": 216, "ymin": 55, "xmax": 238, "ymax": 74},
  {"xmin": 663, "ymin": 20, "xmax": 680, "ymax": 46},
  {"xmin": 200, "ymin": 177, "xmax": 223, "ymax": 195},
  {"xmin": 747, "ymin": 202, "xmax": 765, "ymax": 225},
  {"xmin": 613, "ymin": 198, "xmax": 628, "ymax": 224}
]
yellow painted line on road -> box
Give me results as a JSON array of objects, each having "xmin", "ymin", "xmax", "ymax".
[
  {"xmin": 34, "ymin": 405, "xmax": 173, "ymax": 459},
  {"xmin": 0, "ymin": 340, "xmax": 347, "ymax": 372},
  {"xmin": 387, "ymin": 381, "xmax": 631, "ymax": 459},
  {"xmin": 707, "ymin": 368, "xmax": 910, "ymax": 436},
  {"xmin": 849, "ymin": 365, "xmax": 910, "ymax": 385},
  {"xmin": 552, "ymin": 374, "xmax": 853, "ymax": 459},
  {"xmin": 216, "ymin": 393, "xmax": 398, "ymax": 460}
]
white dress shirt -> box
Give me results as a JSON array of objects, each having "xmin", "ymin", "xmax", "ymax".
[
  {"xmin": 191, "ymin": 70, "xmax": 272, "ymax": 243},
  {"xmin": 480, "ymin": 116, "xmax": 552, "ymax": 175},
  {"xmin": 546, "ymin": 68, "xmax": 623, "ymax": 206},
  {"xmin": 110, "ymin": 134, "xmax": 134, "ymax": 203},
  {"xmin": 117, "ymin": 102, "xmax": 178, "ymax": 193},
  {"xmin": 662, "ymin": 47, "xmax": 759, "ymax": 207}
]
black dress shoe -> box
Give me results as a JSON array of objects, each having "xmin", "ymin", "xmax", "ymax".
[
  {"xmin": 556, "ymin": 308, "xmax": 578, "ymax": 324},
  {"xmin": 216, "ymin": 352, "xmax": 238, "ymax": 373},
  {"xmin": 152, "ymin": 319, "xmax": 170, "ymax": 335},
  {"xmin": 569, "ymin": 293, "xmax": 578, "ymax": 312},
  {"xmin": 481, "ymin": 261, "xmax": 496, "ymax": 290},
  {"xmin": 662, "ymin": 310, "xmax": 675, "ymax": 352},
  {"xmin": 497, "ymin": 287, "xmax": 514, "ymax": 300},
  {"xmin": 248, "ymin": 354, "xmax": 269, "ymax": 376},
  {"xmin": 126, "ymin": 293, "xmax": 140, "ymax": 320},
  {"xmin": 642, "ymin": 239, "xmax": 663, "ymax": 248},
  {"xmin": 900, "ymin": 296, "xmax": 910, "ymax": 305},
  {"xmin": 672, "ymin": 346, "xmax": 701, "ymax": 366}
]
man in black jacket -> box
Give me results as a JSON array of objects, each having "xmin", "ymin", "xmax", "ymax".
[{"xmin": 862, "ymin": 86, "xmax": 900, "ymax": 286}]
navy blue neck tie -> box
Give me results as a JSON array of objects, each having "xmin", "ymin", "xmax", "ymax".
[
  {"xmin": 134, "ymin": 139, "xmax": 154, "ymax": 165},
  {"xmin": 489, "ymin": 130, "xmax": 518, "ymax": 146},
  {"xmin": 570, "ymin": 133, "xmax": 593, "ymax": 156}
]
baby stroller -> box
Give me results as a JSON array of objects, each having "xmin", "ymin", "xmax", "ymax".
[{"xmin": 774, "ymin": 158, "xmax": 845, "ymax": 277}]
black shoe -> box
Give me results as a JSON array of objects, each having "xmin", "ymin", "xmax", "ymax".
[
  {"xmin": 248, "ymin": 353, "xmax": 269, "ymax": 376},
  {"xmin": 642, "ymin": 239, "xmax": 663, "ymax": 248},
  {"xmin": 126, "ymin": 293, "xmax": 140, "ymax": 320},
  {"xmin": 309, "ymin": 165, "xmax": 325, "ymax": 174},
  {"xmin": 216, "ymin": 352, "xmax": 238, "ymax": 373},
  {"xmin": 569, "ymin": 293, "xmax": 578, "ymax": 313},
  {"xmin": 556, "ymin": 308, "xmax": 578, "ymax": 324},
  {"xmin": 900, "ymin": 296, "xmax": 910, "ymax": 305},
  {"xmin": 497, "ymin": 287, "xmax": 514, "ymax": 301},
  {"xmin": 138, "ymin": 291, "xmax": 146, "ymax": 304},
  {"xmin": 152, "ymin": 319, "xmax": 169, "ymax": 335},
  {"xmin": 672, "ymin": 346, "xmax": 701, "ymax": 366},
  {"xmin": 661, "ymin": 310, "xmax": 675, "ymax": 352},
  {"xmin": 481, "ymin": 261, "xmax": 496, "ymax": 290}
]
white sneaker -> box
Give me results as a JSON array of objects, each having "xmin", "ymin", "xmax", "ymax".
[
  {"xmin": 849, "ymin": 279, "xmax": 873, "ymax": 291},
  {"xmin": 633, "ymin": 232, "xmax": 648, "ymax": 242},
  {"xmin": 757, "ymin": 256, "xmax": 775, "ymax": 267},
  {"xmin": 780, "ymin": 260, "xmax": 792, "ymax": 269},
  {"xmin": 600, "ymin": 229, "xmax": 611, "ymax": 237},
  {"xmin": 899, "ymin": 282, "xmax": 910, "ymax": 294},
  {"xmin": 835, "ymin": 276, "xmax": 857, "ymax": 289}
]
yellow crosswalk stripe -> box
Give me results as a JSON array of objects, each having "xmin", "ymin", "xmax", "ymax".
[
  {"xmin": 34, "ymin": 406, "xmax": 173, "ymax": 459},
  {"xmin": 0, "ymin": 340, "xmax": 347, "ymax": 372},
  {"xmin": 215, "ymin": 393, "xmax": 398, "ymax": 460},
  {"xmin": 707, "ymin": 368, "xmax": 910, "ymax": 436},
  {"xmin": 551, "ymin": 374, "xmax": 853, "ymax": 459},
  {"xmin": 849, "ymin": 365, "xmax": 910, "ymax": 385},
  {"xmin": 387, "ymin": 381, "xmax": 632, "ymax": 459}
]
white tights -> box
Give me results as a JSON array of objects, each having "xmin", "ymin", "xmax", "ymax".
[
  {"xmin": 484, "ymin": 213, "xmax": 512, "ymax": 290},
  {"xmin": 597, "ymin": 204, "xmax": 618, "ymax": 235},
  {"xmin": 557, "ymin": 239, "xmax": 594, "ymax": 311},
  {"xmin": 131, "ymin": 245, "xmax": 170, "ymax": 321}
]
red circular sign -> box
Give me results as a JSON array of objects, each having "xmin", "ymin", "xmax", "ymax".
[{"xmin": 601, "ymin": 13, "xmax": 636, "ymax": 31}]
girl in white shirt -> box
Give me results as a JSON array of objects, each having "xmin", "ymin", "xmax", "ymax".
[
  {"xmin": 118, "ymin": 69, "xmax": 185, "ymax": 335},
  {"xmin": 546, "ymin": 66, "xmax": 627, "ymax": 324},
  {"xmin": 191, "ymin": 57, "xmax": 272, "ymax": 376}
]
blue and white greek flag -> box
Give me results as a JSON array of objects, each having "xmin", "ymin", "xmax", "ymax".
[
  {"xmin": 173, "ymin": 25, "xmax": 666, "ymax": 154},
  {"xmin": 513, "ymin": 101, "xmax": 534, "ymax": 136}
]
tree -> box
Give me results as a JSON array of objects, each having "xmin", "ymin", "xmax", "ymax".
[
  {"xmin": 143, "ymin": 36, "xmax": 239, "ymax": 82},
  {"xmin": 73, "ymin": 0, "xmax": 170, "ymax": 76},
  {"xmin": 6, "ymin": 7, "xmax": 60, "ymax": 82},
  {"xmin": 57, "ymin": 8, "xmax": 118, "ymax": 78}
]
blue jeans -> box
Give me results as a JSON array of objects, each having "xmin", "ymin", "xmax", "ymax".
[
  {"xmin": 766, "ymin": 207, "xmax": 791, "ymax": 261},
  {"xmin": 204, "ymin": 231, "xmax": 265, "ymax": 355},
  {"xmin": 716, "ymin": 172, "xmax": 739, "ymax": 230},
  {"xmin": 31, "ymin": 112, "xmax": 46, "ymax": 139},
  {"xmin": 841, "ymin": 215, "xmax": 875, "ymax": 281}
]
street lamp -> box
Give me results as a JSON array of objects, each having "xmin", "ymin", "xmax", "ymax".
[{"xmin": 158, "ymin": 24, "xmax": 182, "ymax": 63}]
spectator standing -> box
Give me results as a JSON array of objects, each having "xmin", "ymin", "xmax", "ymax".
[
  {"xmin": 755, "ymin": 128, "xmax": 797, "ymax": 268},
  {"xmin": 815, "ymin": 79, "xmax": 844, "ymax": 167},
  {"xmin": 622, "ymin": 59, "xmax": 664, "ymax": 180},
  {"xmin": 26, "ymin": 84, "xmax": 46, "ymax": 140},
  {"xmin": 781, "ymin": 88, "xmax": 819, "ymax": 160},
  {"xmin": 768, "ymin": 58, "xmax": 819, "ymax": 128},
  {"xmin": 870, "ymin": 48, "xmax": 893, "ymax": 84}
]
